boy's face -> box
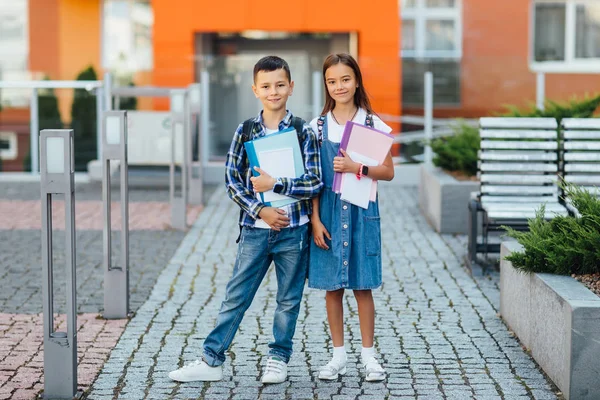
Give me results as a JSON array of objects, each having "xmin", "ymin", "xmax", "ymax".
[{"xmin": 252, "ymin": 69, "xmax": 294, "ymax": 113}]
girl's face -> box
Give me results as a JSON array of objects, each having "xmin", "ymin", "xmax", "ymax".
[{"xmin": 325, "ymin": 63, "xmax": 357, "ymax": 106}]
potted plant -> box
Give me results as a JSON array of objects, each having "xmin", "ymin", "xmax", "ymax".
[
  {"xmin": 500, "ymin": 184, "xmax": 600, "ymax": 400},
  {"xmin": 418, "ymin": 121, "xmax": 480, "ymax": 234}
]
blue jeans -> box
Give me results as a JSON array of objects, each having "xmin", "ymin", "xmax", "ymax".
[{"xmin": 203, "ymin": 224, "xmax": 309, "ymax": 366}]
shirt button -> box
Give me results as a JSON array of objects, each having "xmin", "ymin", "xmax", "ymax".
[
  {"xmin": 343, "ymin": 261, "xmax": 348, "ymax": 266},
  {"xmin": 344, "ymin": 242, "xmax": 348, "ymax": 247},
  {"xmin": 343, "ymin": 224, "xmax": 348, "ymax": 229},
  {"xmin": 343, "ymin": 205, "xmax": 348, "ymax": 210}
]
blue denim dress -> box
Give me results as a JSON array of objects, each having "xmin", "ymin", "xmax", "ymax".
[{"xmin": 308, "ymin": 114, "xmax": 382, "ymax": 291}]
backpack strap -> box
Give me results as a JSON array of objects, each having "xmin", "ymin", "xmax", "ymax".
[
  {"xmin": 365, "ymin": 113, "xmax": 374, "ymax": 128},
  {"xmin": 290, "ymin": 116, "xmax": 307, "ymax": 164},
  {"xmin": 316, "ymin": 115, "xmax": 325, "ymax": 144}
]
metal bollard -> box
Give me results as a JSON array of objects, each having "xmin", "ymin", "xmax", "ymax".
[
  {"xmin": 170, "ymin": 89, "xmax": 188, "ymax": 230},
  {"xmin": 40, "ymin": 129, "xmax": 82, "ymax": 399},
  {"xmin": 102, "ymin": 111, "xmax": 130, "ymax": 319},
  {"xmin": 187, "ymin": 83, "xmax": 203, "ymax": 206}
]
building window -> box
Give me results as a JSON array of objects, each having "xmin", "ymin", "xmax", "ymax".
[
  {"xmin": 0, "ymin": 132, "xmax": 18, "ymax": 161},
  {"xmin": 102, "ymin": 0, "xmax": 153, "ymax": 74},
  {"xmin": 400, "ymin": 0, "xmax": 462, "ymax": 106},
  {"xmin": 0, "ymin": 0, "xmax": 29, "ymax": 108},
  {"xmin": 532, "ymin": 1, "xmax": 600, "ymax": 72}
]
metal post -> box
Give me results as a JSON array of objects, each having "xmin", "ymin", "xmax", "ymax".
[
  {"xmin": 188, "ymin": 83, "xmax": 203, "ymax": 205},
  {"xmin": 96, "ymin": 87, "xmax": 105, "ymax": 161},
  {"xmin": 170, "ymin": 89, "xmax": 188, "ymax": 230},
  {"xmin": 312, "ymin": 71, "xmax": 322, "ymax": 118},
  {"xmin": 30, "ymin": 88, "xmax": 39, "ymax": 173},
  {"xmin": 104, "ymin": 72, "xmax": 113, "ymax": 112},
  {"xmin": 536, "ymin": 72, "xmax": 545, "ymax": 111},
  {"xmin": 424, "ymin": 72, "xmax": 434, "ymax": 165},
  {"xmin": 200, "ymin": 70, "xmax": 210, "ymax": 167},
  {"xmin": 40, "ymin": 129, "xmax": 82, "ymax": 400},
  {"xmin": 102, "ymin": 111, "xmax": 130, "ymax": 319}
]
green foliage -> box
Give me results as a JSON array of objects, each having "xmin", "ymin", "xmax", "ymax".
[
  {"xmin": 503, "ymin": 183, "xmax": 600, "ymax": 275},
  {"xmin": 24, "ymin": 76, "xmax": 64, "ymax": 171},
  {"xmin": 71, "ymin": 65, "xmax": 98, "ymax": 171},
  {"xmin": 431, "ymin": 122, "xmax": 480, "ymax": 177},
  {"xmin": 118, "ymin": 82, "xmax": 138, "ymax": 111},
  {"xmin": 500, "ymin": 94, "xmax": 600, "ymax": 125}
]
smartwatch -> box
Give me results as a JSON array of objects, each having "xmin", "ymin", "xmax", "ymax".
[{"xmin": 360, "ymin": 165, "xmax": 369, "ymax": 177}]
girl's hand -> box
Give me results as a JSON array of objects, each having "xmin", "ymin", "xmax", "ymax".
[
  {"xmin": 333, "ymin": 149, "xmax": 359, "ymax": 174},
  {"xmin": 312, "ymin": 220, "xmax": 331, "ymax": 250},
  {"xmin": 251, "ymin": 167, "xmax": 276, "ymax": 193}
]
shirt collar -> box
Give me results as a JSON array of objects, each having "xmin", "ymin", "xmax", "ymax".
[{"xmin": 255, "ymin": 109, "xmax": 293, "ymax": 132}]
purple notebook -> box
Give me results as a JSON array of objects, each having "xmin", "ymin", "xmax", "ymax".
[{"xmin": 332, "ymin": 121, "xmax": 394, "ymax": 195}]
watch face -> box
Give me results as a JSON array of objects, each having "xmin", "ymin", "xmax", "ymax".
[{"xmin": 362, "ymin": 165, "xmax": 369, "ymax": 175}]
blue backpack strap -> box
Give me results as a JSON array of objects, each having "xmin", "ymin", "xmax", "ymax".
[
  {"xmin": 365, "ymin": 113, "xmax": 374, "ymax": 128},
  {"xmin": 316, "ymin": 115, "xmax": 326, "ymax": 144}
]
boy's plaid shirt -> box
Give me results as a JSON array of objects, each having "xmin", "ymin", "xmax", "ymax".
[{"xmin": 225, "ymin": 111, "xmax": 323, "ymax": 227}]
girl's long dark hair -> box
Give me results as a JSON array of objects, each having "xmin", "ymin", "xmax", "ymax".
[{"xmin": 320, "ymin": 53, "xmax": 374, "ymax": 116}]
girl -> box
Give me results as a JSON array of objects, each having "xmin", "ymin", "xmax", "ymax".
[{"xmin": 309, "ymin": 53, "xmax": 394, "ymax": 382}]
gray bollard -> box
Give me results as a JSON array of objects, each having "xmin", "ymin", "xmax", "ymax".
[
  {"xmin": 102, "ymin": 111, "xmax": 130, "ymax": 319},
  {"xmin": 187, "ymin": 83, "xmax": 203, "ymax": 206},
  {"xmin": 40, "ymin": 129, "xmax": 82, "ymax": 399},
  {"xmin": 170, "ymin": 89, "xmax": 188, "ymax": 230}
]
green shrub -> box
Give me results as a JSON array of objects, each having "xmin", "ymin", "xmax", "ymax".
[
  {"xmin": 431, "ymin": 122, "xmax": 480, "ymax": 177},
  {"xmin": 500, "ymin": 94, "xmax": 600, "ymax": 125},
  {"xmin": 71, "ymin": 66, "xmax": 98, "ymax": 171},
  {"xmin": 503, "ymin": 183, "xmax": 600, "ymax": 275},
  {"xmin": 24, "ymin": 77, "xmax": 64, "ymax": 171}
]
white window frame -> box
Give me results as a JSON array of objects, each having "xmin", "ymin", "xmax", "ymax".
[
  {"xmin": 400, "ymin": 0, "xmax": 463, "ymax": 59},
  {"xmin": 0, "ymin": 132, "xmax": 18, "ymax": 161},
  {"xmin": 530, "ymin": 0, "xmax": 600, "ymax": 73}
]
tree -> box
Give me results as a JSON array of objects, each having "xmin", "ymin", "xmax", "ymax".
[{"xmin": 70, "ymin": 66, "xmax": 98, "ymax": 171}]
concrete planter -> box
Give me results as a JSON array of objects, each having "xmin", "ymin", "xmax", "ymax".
[
  {"xmin": 418, "ymin": 164, "xmax": 480, "ymax": 234},
  {"xmin": 500, "ymin": 242, "xmax": 600, "ymax": 400}
]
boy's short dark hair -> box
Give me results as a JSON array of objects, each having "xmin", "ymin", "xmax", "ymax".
[{"xmin": 253, "ymin": 56, "xmax": 291, "ymax": 82}]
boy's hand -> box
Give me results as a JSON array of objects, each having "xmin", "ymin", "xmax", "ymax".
[
  {"xmin": 258, "ymin": 207, "xmax": 290, "ymax": 231},
  {"xmin": 333, "ymin": 149, "xmax": 359, "ymax": 174},
  {"xmin": 251, "ymin": 167, "xmax": 277, "ymax": 193},
  {"xmin": 312, "ymin": 220, "xmax": 331, "ymax": 250}
]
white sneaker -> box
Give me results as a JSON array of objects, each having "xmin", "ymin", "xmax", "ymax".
[
  {"xmin": 168, "ymin": 359, "xmax": 223, "ymax": 382},
  {"xmin": 318, "ymin": 358, "xmax": 347, "ymax": 380},
  {"xmin": 362, "ymin": 356, "xmax": 386, "ymax": 382},
  {"xmin": 261, "ymin": 356, "xmax": 288, "ymax": 384}
]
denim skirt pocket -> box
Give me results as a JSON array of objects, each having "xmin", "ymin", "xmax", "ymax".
[{"xmin": 364, "ymin": 216, "xmax": 381, "ymax": 257}]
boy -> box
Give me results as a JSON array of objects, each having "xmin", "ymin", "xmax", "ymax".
[{"xmin": 169, "ymin": 56, "xmax": 322, "ymax": 384}]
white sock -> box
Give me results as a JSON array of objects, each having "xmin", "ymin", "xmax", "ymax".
[
  {"xmin": 332, "ymin": 345, "xmax": 347, "ymax": 362},
  {"xmin": 361, "ymin": 346, "xmax": 376, "ymax": 361}
]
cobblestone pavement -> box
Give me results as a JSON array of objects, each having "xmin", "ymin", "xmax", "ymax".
[
  {"xmin": 88, "ymin": 184, "xmax": 560, "ymax": 400},
  {"xmin": 0, "ymin": 182, "xmax": 202, "ymax": 399}
]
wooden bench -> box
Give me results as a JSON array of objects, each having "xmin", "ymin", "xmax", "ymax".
[
  {"xmin": 467, "ymin": 117, "xmax": 569, "ymax": 266},
  {"xmin": 561, "ymin": 118, "xmax": 600, "ymax": 206}
]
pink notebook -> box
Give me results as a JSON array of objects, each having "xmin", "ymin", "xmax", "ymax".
[{"xmin": 333, "ymin": 121, "xmax": 394, "ymax": 201}]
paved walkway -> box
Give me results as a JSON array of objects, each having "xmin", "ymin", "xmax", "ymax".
[{"xmin": 88, "ymin": 183, "xmax": 559, "ymax": 400}]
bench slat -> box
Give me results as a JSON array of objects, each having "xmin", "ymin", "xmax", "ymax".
[
  {"xmin": 562, "ymin": 118, "xmax": 600, "ymax": 130},
  {"xmin": 565, "ymin": 164, "xmax": 600, "ymax": 172},
  {"xmin": 563, "ymin": 175, "xmax": 600, "ymax": 185},
  {"xmin": 563, "ymin": 131, "xmax": 600, "ymax": 140},
  {"xmin": 481, "ymin": 185, "xmax": 558, "ymax": 195},
  {"xmin": 480, "ymin": 151, "xmax": 556, "ymax": 161},
  {"xmin": 485, "ymin": 209, "xmax": 568, "ymax": 220},
  {"xmin": 481, "ymin": 140, "xmax": 558, "ymax": 150},
  {"xmin": 480, "ymin": 117, "xmax": 557, "ymax": 129},
  {"xmin": 563, "ymin": 153, "xmax": 600, "ymax": 162},
  {"xmin": 564, "ymin": 142, "xmax": 600, "ymax": 151},
  {"xmin": 480, "ymin": 130, "xmax": 556, "ymax": 139},
  {"xmin": 480, "ymin": 163, "xmax": 558, "ymax": 172},
  {"xmin": 479, "ymin": 174, "xmax": 556, "ymax": 184},
  {"xmin": 481, "ymin": 195, "xmax": 560, "ymax": 203}
]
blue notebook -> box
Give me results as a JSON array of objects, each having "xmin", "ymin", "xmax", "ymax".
[{"xmin": 244, "ymin": 127, "xmax": 304, "ymax": 207}]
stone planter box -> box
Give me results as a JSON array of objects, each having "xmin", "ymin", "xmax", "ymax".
[
  {"xmin": 418, "ymin": 164, "xmax": 480, "ymax": 234},
  {"xmin": 500, "ymin": 241, "xmax": 600, "ymax": 400}
]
